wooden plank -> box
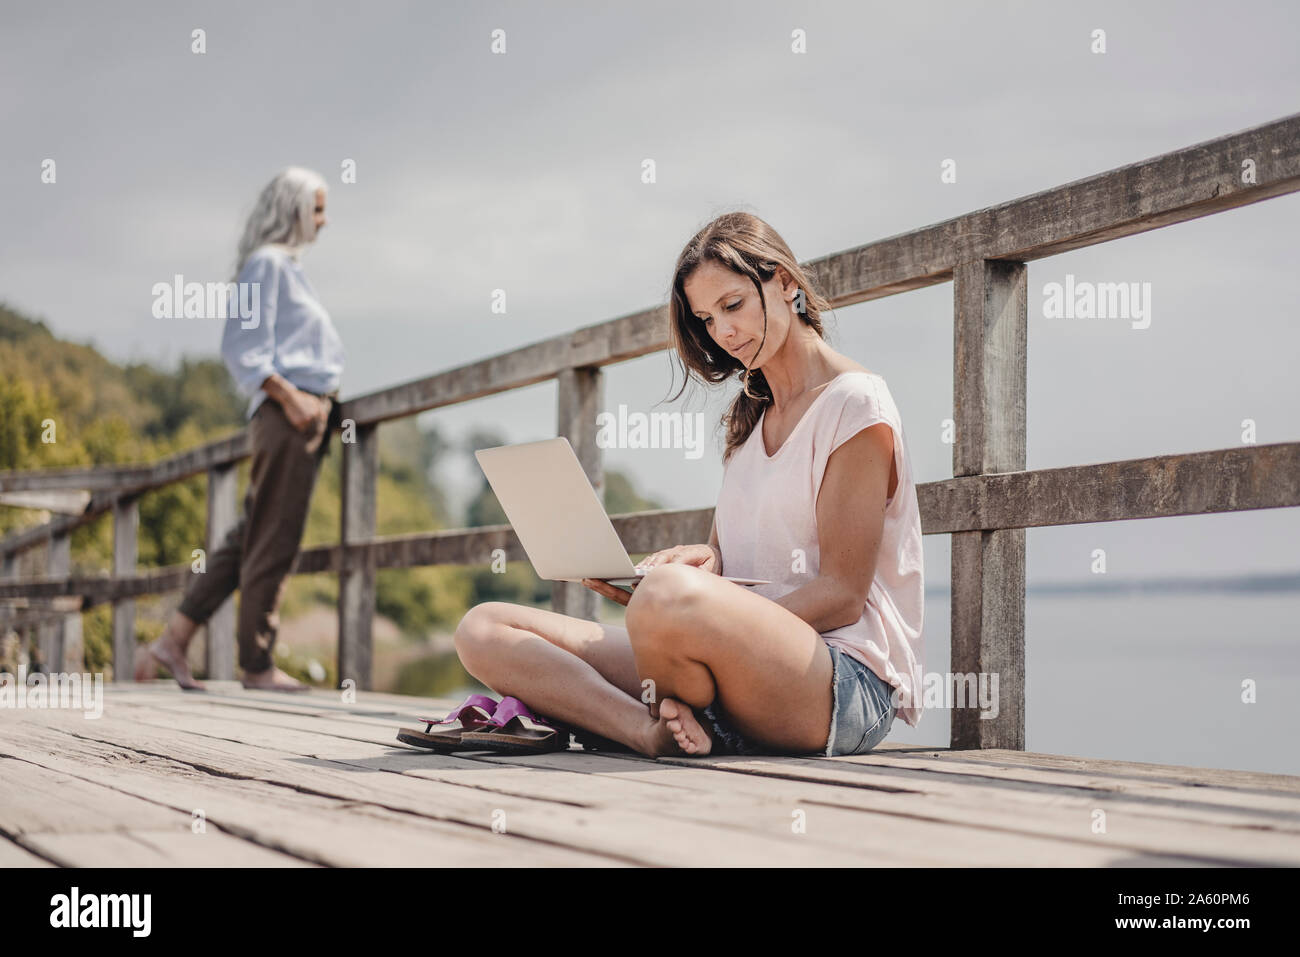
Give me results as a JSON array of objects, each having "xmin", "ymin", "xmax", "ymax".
[
  {"xmin": 4, "ymin": 710, "xmax": 919, "ymax": 866},
  {"xmin": 148, "ymin": 686, "xmax": 1300, "ymax": 817},
  {"xmin": 952, "ymin": 259, "xmax": 1026, "ymax": 750},
  {"xmin": 912, "ymin": 746, "xmax": 1300, "ymax": 793},
  {"xmin": 921, "ymin": 441, "xmax": 1300, "ymax": 533},
  {"xmin": 0, "ymin": 757, "xmax": 168, "ymax": 835},
  {"xmin": 0, "ymin": 432, "xmax": 248, "ymax": 494},
  {"xmin": 295, "ymin": 507, "xmax": 712, "ymax": 574},
  {"xmin": 37, "ymin": 534, "xmax": 70, "ymax": 670},
  {"xmin": 0, "ymin": 755, "xmax": 303, "ymax": 866},
  {"xmin": 8, "ymin": 434, "xmax": 1294, "ymax": 613},
  {"xmin": 338, "ymin": 306, "xmax": 667, "ymax": 427},
  {"xmin": 0, "ymin": 490, "xmax": 91, "ymax": 513},
  {"xmin": 1, "ymin": 723, "xmax": 618, "ymax": 867},
  {"xmin": 111, "ymin": 497, "xmax": 137, "ymax": 681},
  {"xmin": 3, "ymin": 441, "xmax": 1298, "ymax": 612},
  {"xmin": 0, "ymin": 565, "xmax": 189, "ymax": 602},
  {"xmin": 552, "ymin": 366, "xmax": 603, "ymax": 619},
  {"xmin": 338, "ymin": 423, "xmax": 378, "ymax": 690},
  {"xmin": 59, "ymin": 609, "xmax": 83, "ymax": 674},
  {"xmin": 0, "ymin": 835, "xmax": 55, "ymax": 867},
  {"xmin": 124, "ymin": 695, "xmax": 1300, "ymax": 864},
  {"xmin": 203, "ymin": 464, "xmax": 238, "ymax": 681},
  {"xmin": 0, "ymin": 463, "xmax": 157, "ymax": 493},
  {"xmin": 23, "ymin": 830, "xmax": 314, "ymax": 868},
  {"xmin": 68, "ymin": 695, "xmax": 1299, "ymax": 866},
  {"xmin": 103, "ymin": 683, "xmax": 455, "ymax": 717},
  {"xmin": 0, "ymin": 437, "xmax": 249, "ymax": 557},
  {"xmin": 654, "ymin": 746, "xmax": 1300, "ymax": 818},
  {"xmin": 8, "ymin": 435, "xmax": 1300, "ymax": 608},
  {"xmin": 120, "ymin": 692, "xmax": 1300, "ymax": 832}
]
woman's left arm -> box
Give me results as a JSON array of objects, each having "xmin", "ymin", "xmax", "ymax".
[{"xmin": 775, "ymin": 423, "xmax": 895, "ymax": 632}]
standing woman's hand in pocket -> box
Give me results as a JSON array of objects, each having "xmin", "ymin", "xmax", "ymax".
[
  {"xmin": 284, "ymin": 389, "xmax": 327, "ymax": 433},
  {"xmin": 264, "ymin": 374, "xmax": 327, "ymax": 433},
  {"xmin": 635, "ymin": 543, "xmax": 722, "ymax": 576}
]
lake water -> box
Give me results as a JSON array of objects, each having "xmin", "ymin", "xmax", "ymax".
[{"xmin": 888, "ymin": 591, "xmax": 1300, "ymax": 775}]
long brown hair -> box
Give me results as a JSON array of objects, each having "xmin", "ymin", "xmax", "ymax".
[{"xmin": 665, "ymin": 212, "xmax": 833, "ymax": 463}]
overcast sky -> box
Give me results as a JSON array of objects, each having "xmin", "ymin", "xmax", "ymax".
[{"xmin": 2, "ymin": 0, "xmax": 1297, "ymax": 585}]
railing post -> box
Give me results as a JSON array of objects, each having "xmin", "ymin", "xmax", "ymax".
[
  {"xmin": 1, "ymin": 550, "xmax": 19, "ymax": 666},
  {"xmin": 339, "ymin": 423, "xmax": 378, "ymax": 690},
  {"xmin": 554, "ymin": 366, "xmax": 603, "ymax": 620},
  {"xmin": 951, "ymin": 259, "xmax": 1027, "ymax": 750},
  {"xmin": 40, "ymin": 533, "xmax": 71, "ymax": 672},
  {"xmin": 112, "ymin": 496, "xmax": 137, "ymax": 680},
  {"xmin": 203, "ymin": 464, "xmax": 238, "ymax": 680}
]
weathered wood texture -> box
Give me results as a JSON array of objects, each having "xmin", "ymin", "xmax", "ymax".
[
  {"xmin": 8, "ymin": 440, "xmax": 1297, "ymax": 610},
  {"xmin": 951, "ymin": 259, "xmax": 1027, "ymax": 750},
  {"xmin": 2, "ymin": 686, "xmax": 1298, "ymax": 867},
  {"xmin": 552, "ymin": 366, "xmax": 604, "ymax": 621},
  {"xmin": 111, "ymin": 497, "xmax": 137, "ymax": 682},
  {"xmin": 0, "ymin": 490, "xmax": 90, "ymax": 514},
  {"xmin": 203, "ymin": 464, "xmax": 239, "ymax": 681},
  {"xmin": 338, "ymin": 424, "xmax": 378, "ymax": 690},
  {"xmin": 37, "ymin": 535, "xmax": 71, "ymax": 671}
]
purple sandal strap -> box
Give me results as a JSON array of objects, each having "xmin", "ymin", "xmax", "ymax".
[
  {"xmin": 486, "ymin": 696, "xmax": 534, "ymax": 727},
  {"xmin": 425, "ymin": 693, "xmax": 499, "ymax": 729},
  {"xmin": 486, "ymin": 696, "xmax": 567, "ymax": 734}
]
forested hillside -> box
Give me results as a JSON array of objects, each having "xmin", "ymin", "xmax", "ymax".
[{"xmin": 1, "ymin": 302, "xmax": 666, "ymax": 688}]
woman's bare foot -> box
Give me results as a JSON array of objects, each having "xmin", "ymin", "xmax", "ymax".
[
  {"xmin": 241, "ymin": 666, "xmax": 309, "ymax": 692},
  {"xmin": 636, "ymin": 697, "xmax": 717, "ymax": 757},
  {"xmin": 660, "ymin": 697, "xmax": 716, "ymax": 756},
  {"xmin": 133, "ymin": 634, "xmax": 206, "ymax": 690}
]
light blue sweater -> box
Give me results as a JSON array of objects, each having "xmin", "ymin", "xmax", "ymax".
[{"xmin": 220, "ymin": 244, "xmax": 345, "ymax": 419}]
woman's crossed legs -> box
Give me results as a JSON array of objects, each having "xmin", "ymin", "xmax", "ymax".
[{"xmin": 453, "ymin": 563, "xmax": 834, "ymax": 757}]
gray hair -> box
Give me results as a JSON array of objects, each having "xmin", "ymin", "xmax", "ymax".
[{"xmin": 232, "ymin": 166, "xmax": 328, "ymax": 280}]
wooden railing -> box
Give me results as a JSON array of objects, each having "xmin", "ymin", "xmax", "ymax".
[{"xmin": 4, "ymin": 112, "xmax": 1299, "ymax": 750}]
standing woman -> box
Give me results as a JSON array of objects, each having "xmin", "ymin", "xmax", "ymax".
[
  {"xmin": 136, "ymin": 166, "xmax": 344, "ymax": 690},
  {"xmin": 452, "ymin": 211, "xmax": 924, "ymax": 757}
]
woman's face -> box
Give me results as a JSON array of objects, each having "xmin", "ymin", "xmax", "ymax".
[
  {"xmin": 683, "ymin": 260, "xmax": 796, "ymax": 368},
  {"xmin": 312, "ymin": 188, "xmax": 328, "ymax": 232}
]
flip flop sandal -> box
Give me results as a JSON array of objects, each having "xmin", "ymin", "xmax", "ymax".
[
  {"xmin": 396, "ymin": 693, "xmax": 500, "ymax": 752},
  {"xmin": 458, "ymin": 696, "xmax": 572, "ymax": 754}
]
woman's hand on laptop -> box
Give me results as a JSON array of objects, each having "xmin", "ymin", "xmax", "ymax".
[
  {"xmin": 583, "ymin": 544, "xmax": 722, "ymax": 604},
  {"xmin": 634, "ymin": 544, "xmax": 721, "ymax": 575},
  {"xmin": 581, "ymin": 579, "xmax": 633, "ymax": 606}
]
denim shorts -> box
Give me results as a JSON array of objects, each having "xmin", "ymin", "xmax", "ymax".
[{"xmin": 700, "ymin": 642, "xmax": 897, "ymax": 757}]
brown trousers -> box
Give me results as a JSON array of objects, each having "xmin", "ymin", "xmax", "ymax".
[{"xmin": 179, "ymin": 396, "xmax": 337, "ymax": 673}]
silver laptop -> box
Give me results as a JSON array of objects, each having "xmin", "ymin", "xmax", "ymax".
[{"xmin": 474, "ymin": 436, "xmax": 769, "ymax": 587}]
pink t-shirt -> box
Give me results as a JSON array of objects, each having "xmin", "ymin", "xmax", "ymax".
[{"xmin": 714, "ymin": 371, "xmax": 925, "ymax": 728}]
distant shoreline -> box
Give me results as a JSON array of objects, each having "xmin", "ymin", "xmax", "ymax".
[{"xmin": 925, "ymin": 572, "xmax": 1300, "ymax": 596}]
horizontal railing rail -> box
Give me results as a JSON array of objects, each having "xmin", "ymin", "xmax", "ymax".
[{"xmin": 6, "ymin": 441, "xmax": 1300, "ymax": 606}]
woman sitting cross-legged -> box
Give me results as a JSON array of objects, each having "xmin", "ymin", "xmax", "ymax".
[{"xmin": 452, "ymin": 211, "xmax": 925, "ymax": 757}]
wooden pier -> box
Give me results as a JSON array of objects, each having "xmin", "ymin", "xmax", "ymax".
[
  {"xmin": 3, "ymin": 114, "xmax": 1300, "ymax": 869},
  {"xmin": 3, "ymin": 684, "xmax": 1298, "ymax": 867}
]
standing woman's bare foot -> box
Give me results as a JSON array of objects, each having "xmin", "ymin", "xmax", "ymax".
[
  {"xmin": 241, "ymin": 665, "xmax": 309, "ymax": 692},
  {"xmin": 133, "ymin": 634, "xmax": 206, "ymax": 690}
]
